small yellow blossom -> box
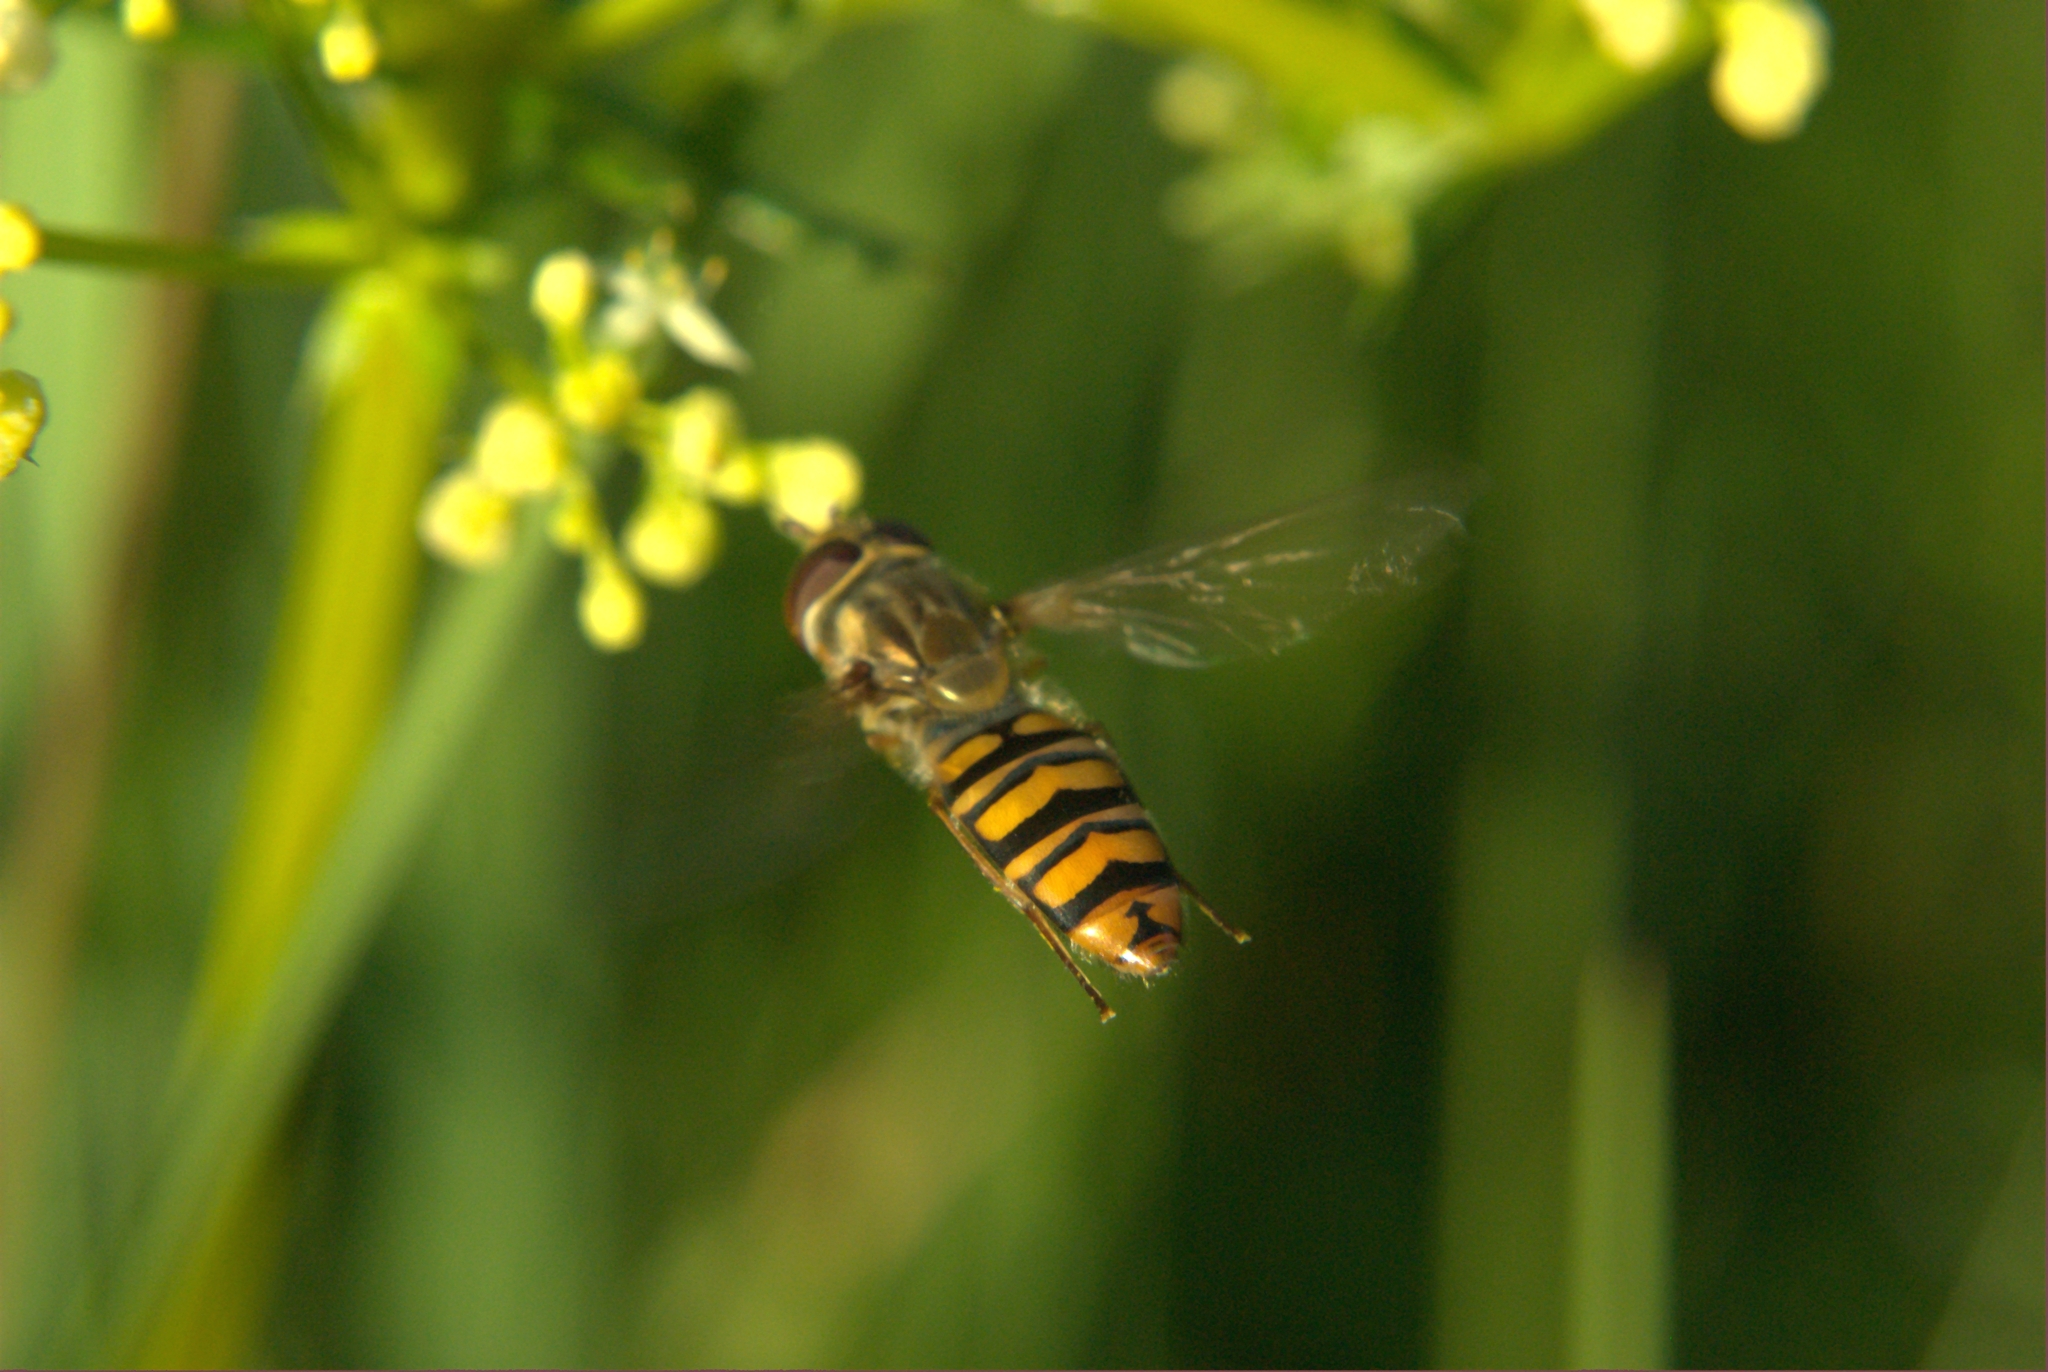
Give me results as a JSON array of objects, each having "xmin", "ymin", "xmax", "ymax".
[
  {"xmin": 665, "ymin": 386, "xmax": 741, "ymax": 482},
  {"xmin": 318, "ymin": 5, "xmax": 379, "ymax": 83},
  {"xmin": 763, "ymin": 438, "xmax": 863, "ymax": 536},
  {"xmin": 473, "ymin": 396, "xmax": 568, "ymax": 495},
  {"xmin": 121, "ymin": 0, "xmax": 177, "ymax": 41},
  {"xmin": 554, "ymin": 352, "xmax": 641, "ymax": 434},
  {"xmin": 0, "ymin": 202, "xmax": 42, "ymax": 273},
  {"xmin": 1711, "ymin": 0, "xmax": 1829, "ymax": 141},
  {"xmin": 531, "ymin": 250, "xmax": 597, "ymax": 331},
  {"xmin": 547, "ymin": 478, "xmax": 604, "ymax": 552},
  {"xmin": 1576, "ymin": 0, "xmax": 1685, "ymax": 72},
  {"xmin": 0, "ymin": 368, "xmax": 47, "ymax": 480},
  {"xmin": 579, "ymin": 553, "xmax": 645, "ymax": 651},
  {"xmin": 624, "ymin": 493, "xmax": 721, "ymax": 587},
  {"xmin": 418, "ymin": 468, "xmax": 514, "ymax": 568},
  {"xmin": 0, "ymin": 0, "xmax": 55, "ymax": 94},
  {"xmin": 705, "ymin": 451, "xmax": 764, "ymax": 505},
  {"xmin": 0, "ymin": 297, "xmax": 12, "ymax": 341}
]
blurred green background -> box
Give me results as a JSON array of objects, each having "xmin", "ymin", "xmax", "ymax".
[{"xmin": 0, "ymin": 0, "xmax": 2040, "ymax": 1367}]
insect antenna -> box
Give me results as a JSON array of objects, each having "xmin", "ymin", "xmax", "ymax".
[{"xmin": 1177, "ymin": 874, "xmax": 1252, "ymax": 945}]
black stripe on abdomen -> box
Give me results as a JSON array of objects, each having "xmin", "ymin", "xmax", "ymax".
[
  {"xmin": 980, "ymin": 784, "xmax": 1138, "ymax": 870},
  {"xmin": 937, "ymin": 720, "xmax": 1087, "ymax": 803},
  {"xmin": 1044, "ymin": 859, "xmax": 1179, "ymax": 931},
  {"xmin": 1020, "ymin": 817, "xmax": 1154, "ymax": 889}
]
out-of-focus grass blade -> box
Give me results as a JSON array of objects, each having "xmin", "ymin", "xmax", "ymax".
[
  {"xmin": 127, "ymin": 268, "xmax": 459, "ymax": 1368},
  {"xmin": 4, "ymin": 266, "xmax": 532, "ymax": 1367},
  {"xmin": 180, "ymin": 270, "xmax": 460, "ymax": 1067},
  {"xmin": 1567, "ymin": 941, "xmax": 1671, "ymax": 1368},
  {"xmin": 52, "ymin": 521, "xmax": 556, "ymax": 1366},
  {"xmin": 0, "ymin": 22, "xmax": 160, "ymax": 1339},
  {"xmin": 1434, "ymin": 104, "xmax": 1668, "ymax": 1370}
]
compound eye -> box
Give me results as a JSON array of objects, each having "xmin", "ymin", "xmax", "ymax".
[
  {"xmin": 784, "ymin": 538, "xmax": 863, "ymax": 640},
  {"xmin": 869, "ymin": 519, "xmax": 931, "ymax": 549}
]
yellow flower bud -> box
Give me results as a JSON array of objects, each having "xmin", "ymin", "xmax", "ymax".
[
  {"xmin": 1711, "ymin": 0, "xmax": 1829, "ymax": 141},
  {"xmin": 531, "ymin": 250, "xmax": 597, "ymax": 331},
  {"xmin": 579, "ymin": 553, "xmax": 645, "ymax": 651},
  {"xmin": 705, "ymin": 452, "xmax": 764, "ymax": 506},
  {"xmin": 473, "ymin": 396, "xmax": 568, "ymax": 495},
  {"xmin": 548, "ymin": 480, "xmax": 604, "ymax": 553},
  {"xmin": 763, "ymin": 437, "xmax": 863, "ymax": 536},
  {"xmin": 0, "ymin": 202, "xmax": 42, "ymax": 272},
  {"xmin": 318, "ymin": 6, "xmax": 379, "ymax": 83},
  {"xmin": 665, "ymin": 386, "xmax": 741, "ymax": 482},
  {"xmin": 624, "ymin": 494, "xmax": 721, "ymax": 588},
  {"xmin": 554, "ymin": 352, "xmax": 641, "ymax": 434},
  {"xmin": 0, "ymin": 296, "xmax": 13, "ymax": 341},
  {"xmin": 418, "ymin": 468, "xmax": 514, "ymax": 568},
  {"xmin": 121, "ymin": 0, "xmax": 177, "ymax": 41},
  {"xmin": 0, "ymin": 368, "xmax": 47, "ymax": 480},
  {"xmin": 1575, "ymin": 0, "xmax": 1684, "ymax": 72}
]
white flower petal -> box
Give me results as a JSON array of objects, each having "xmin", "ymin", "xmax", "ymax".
[{"xmin": 661, "ymin": 297, "xmax": 751, "ymax": 372}]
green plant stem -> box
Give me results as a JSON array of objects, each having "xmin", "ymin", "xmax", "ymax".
[
  {"xmin": 34, "ymin": 227, "xmax": 364, "ymax": 287},
  {"xmin": 1090, "ymin": 0, "xmax": 1470, "ymax": 133},
  {"xmin": 240, "ymin": 0, "xmax": 397, "ymax": 222},
  {"xmin": 44, "ymin": 531, "xmax": 558, "ymax": 1367}
]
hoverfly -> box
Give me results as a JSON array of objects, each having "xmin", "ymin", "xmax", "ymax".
[{"xmin": 784, "ymin": 480, "xmax": 1470, "ymax": 1021}]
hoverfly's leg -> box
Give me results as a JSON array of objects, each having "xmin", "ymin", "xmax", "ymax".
[
  {"xmin": 832, "ymin": 660, "xmax": 875, "ymax": 703},
  {"xmin": 926, "ymin": 793, "xmax": 1116, "ymax": 1023},
  {"xmin": 1174, "ymin": 871, "xmax": 1251, "ymax": 945}
]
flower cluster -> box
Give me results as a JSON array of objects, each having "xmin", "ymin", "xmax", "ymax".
[
  {"xmin": 1577, "ymin": 0, "xmax": 1829, "ymax": 140},
  {"xmin": 1154, "ymin": 58, "xmax": 1476, "ymax": 288},
  {"xmin": 418, "ymin": 232, "xmax": 862, "ymax": 651},
  {"xmin": 0, "ymin": 0, "xmax": 379, "ymax": 89},
  {"xmin": 1152, "ymin": 0, "xmax": 1829, "ymax": 289},
  {"xmin": 1702, "ymin": 0, "xmax": 1829, "ymax": 140}
]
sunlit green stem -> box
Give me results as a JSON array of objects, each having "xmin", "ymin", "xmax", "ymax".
[
  {"xmin": 240, "ymin": 0, "xmax": 396, "ymax": 221},
  {"xmin": 50, "ymin": 530, "xmax": 558, "ymax": 1367},
  {"xmin": 34, "ymin": 226, "xmax": 366, "ymax": 286},
  {"xmin": 1482, "ymin": 10, "xmax": 1714, "ymax": 167}
]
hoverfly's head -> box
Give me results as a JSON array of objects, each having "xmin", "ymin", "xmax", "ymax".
[
  {"xmin": 781, "ymin": 517, "xmax": 932, "ymax": 644},
  {"xmin": 784, "ymin": 518, "xmax": 1009, "ymax": 712}
]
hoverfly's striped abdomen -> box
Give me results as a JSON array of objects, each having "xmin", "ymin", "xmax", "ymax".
[{"xmin": 931, "ymin": 709, "xmax": 1184, "ymax": 975}]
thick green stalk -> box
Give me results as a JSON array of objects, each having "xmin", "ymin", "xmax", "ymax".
[
  {"xmin": 31, "ymin": 521, "xmax": 556, "ymax": 1366},
  {"xmin": 118, "ymin": 270, "xmax": 458, "ymax": 1366}
]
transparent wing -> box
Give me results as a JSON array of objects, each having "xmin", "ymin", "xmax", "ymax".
[
  {"xmin": 628, "ymin": 683, "xmax": 890, "ymax": 924},
  {"xmin": 1003, "ymin": 475, "xmax": 1475, "ymax": 668}
]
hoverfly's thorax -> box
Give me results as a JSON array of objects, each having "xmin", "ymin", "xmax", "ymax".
[{"xmin": 792, "ymin": 534, "xmax": 1012, "ymax": 715}]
